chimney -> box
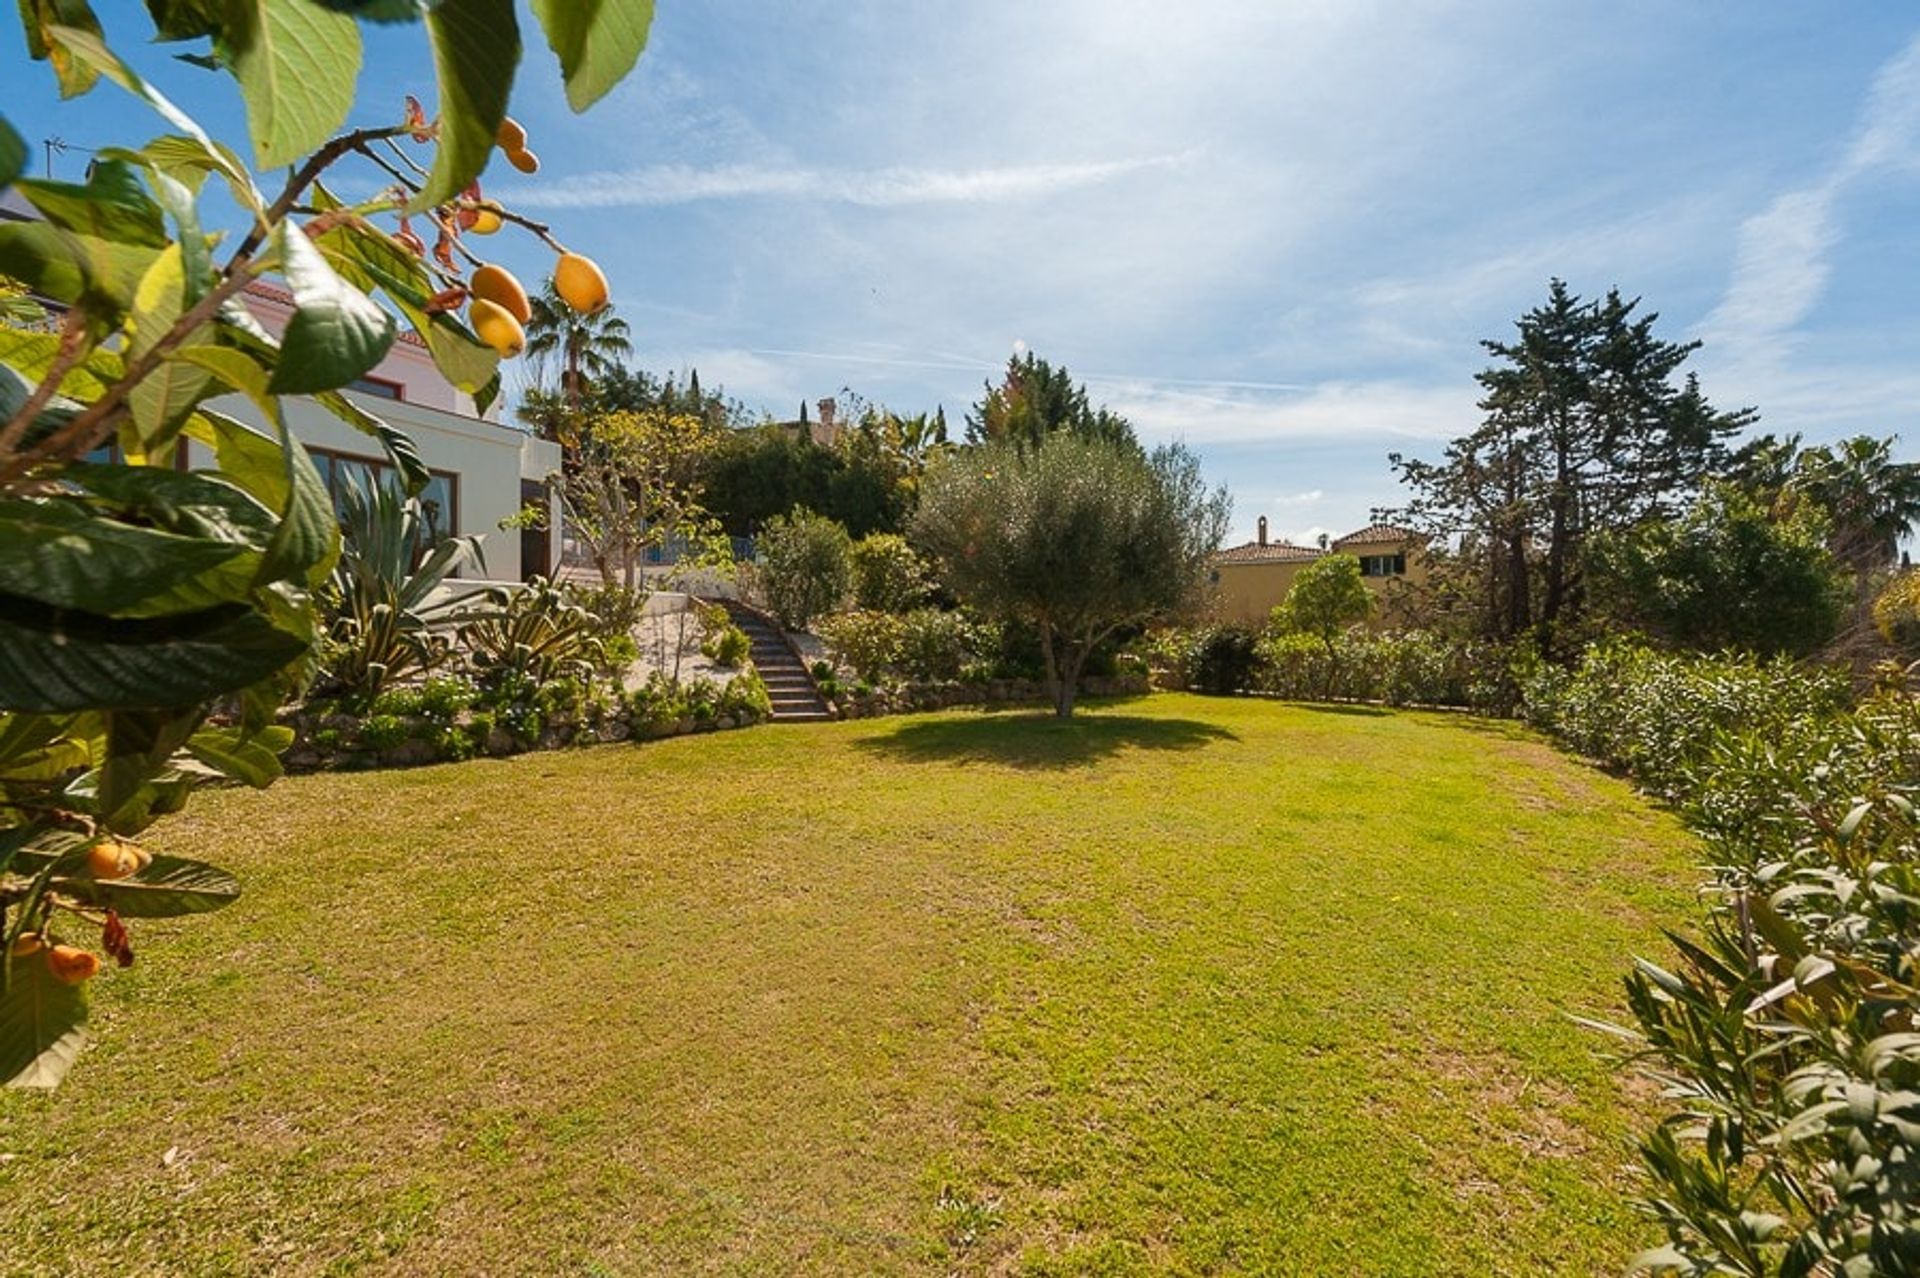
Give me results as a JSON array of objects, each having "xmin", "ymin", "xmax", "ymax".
[
  {"xmin": 1257, "ymin": 516, "xmax": 1268, "ymax": 546},
  {"xmin": 817, "ymin": 397, "xmax": 837, "ymax": 432}
]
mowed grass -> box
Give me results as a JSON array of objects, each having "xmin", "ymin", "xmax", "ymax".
[{"xmin": 0, "ymin": 694, "xmax": 1697, "ymax": 1275}]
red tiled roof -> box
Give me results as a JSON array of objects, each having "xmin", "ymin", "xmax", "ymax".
[
  {"xmin": 243, "ymin": 279, "xmax": 429, "ymax": 348},
  {"xmin": 1332, "ymin": 522, "xmax": 1419, "ymax": 547},
  {"xmin": 1216, "ymin": 541, "xmax": 1323, "ymax": 563}
]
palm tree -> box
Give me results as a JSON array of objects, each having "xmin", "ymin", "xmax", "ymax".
[
  {"xmin": 1794, "ymin": 436, "xmax": 1920, "ymax": 578},
  {"xmin": 524, "ymin": 282, "xmax": 633, "ymax": 414}
]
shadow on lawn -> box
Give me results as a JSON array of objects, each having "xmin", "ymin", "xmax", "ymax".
[{"xmin": 857, "ymin": 711, "xmax": 1237, "ymax": 770}]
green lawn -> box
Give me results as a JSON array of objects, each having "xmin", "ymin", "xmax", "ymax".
[{"xmin": 0, "ymin": 694, "xmax": 1697, "ymax": 1275}]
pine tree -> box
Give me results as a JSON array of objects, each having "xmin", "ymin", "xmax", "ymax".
[{"xmin": 1391, "ymin": 279, "xmax": 1754, "ymax": 645}]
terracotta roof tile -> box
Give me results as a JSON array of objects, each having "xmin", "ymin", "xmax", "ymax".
[
  {"xmin": 1215, "ymin": 541, "xmax": 1323, "ymax": 563},
  {"xmin": 1332, "ymin": 522, "xmax": 1419, "ymax": 547}
]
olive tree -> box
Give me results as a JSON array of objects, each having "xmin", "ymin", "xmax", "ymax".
[
  {"xmin": 914, "ymin": 436, "xmax": 1229, "ymax": 718},
  {"xmin": 0, "ymin": 0, "xmax": 655, "ymax": 1089}
]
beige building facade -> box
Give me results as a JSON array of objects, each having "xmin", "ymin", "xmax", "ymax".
[{"xmin": 1210, "ymin": 517, "xmax": 1428, "ymax": 626}]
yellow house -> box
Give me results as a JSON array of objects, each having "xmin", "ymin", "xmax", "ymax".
[{"xmin": 1210, "ymin": 517, "xmax": 1427, "ymax": 626}]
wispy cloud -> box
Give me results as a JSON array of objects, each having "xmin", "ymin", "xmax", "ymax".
[
  {"xmin": 511, "ymin": 155, "xmax": 1190, "ymax": 209},
  {"xmin": 1703, "ymin": 34, "xmax": 1920, "ymax": 359}
]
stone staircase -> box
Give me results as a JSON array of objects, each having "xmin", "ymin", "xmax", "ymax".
[{"xmin": 717, "ymin": 600, "xmax": 834, "ymax": 723}]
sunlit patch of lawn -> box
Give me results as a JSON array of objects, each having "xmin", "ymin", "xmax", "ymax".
[{"xmin": 0, "ymin": 694, "xmax": 1694, "ymax": 1274}]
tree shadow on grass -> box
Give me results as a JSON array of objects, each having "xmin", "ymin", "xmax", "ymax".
[
  {"xmin": 1285, "ymin": 701, "xmax": 1392, "ymax": 718},
  {"xmin": 855, "ymin": 711, "xmax": 1238, "ymax": 771}
]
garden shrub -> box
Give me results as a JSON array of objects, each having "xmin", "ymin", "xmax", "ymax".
[
  {"xmin": 1518, "ymin": 640, "xmax": 1849, "ymax": 799},
  {"xmin": 815, "ymin": 610, "xmax": 906, "ymax": 683},
  {"xmin": 850, "ymin": 533, "xmax": 931, "ymax": 613},
  {"xmin": 894, "ymin": 609, "xmax": 984, "ymax": 683},
  {"xmin": 1190, "ymin": 625, "xmax": 1264, "ymax": 695},
  {"xmin": 1871, "ymin": 571, "xmax": 1920, "ymax": 656},
  {"xmin": 695, "ymin": 602, "xmax": 751, "ymax": 668},
  {"xmin": 757, "ymin": 508, "xmax": 853, "ymax": 630},
  {"xmin": 816, "ymin": 608, "xmax": 987, "ymax": 686}
]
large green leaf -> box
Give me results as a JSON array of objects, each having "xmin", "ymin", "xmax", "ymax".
[
  {"xmin": 41, "ymin": 25, "xmax": 260, "ymax": 212},
  {"xmin": 0, "ymin": 597, "xmax": 310, "ymax": 712},
  {"xmin": 186, "ymin": 723, "xmax": 292, "ymax": 787},
  {"xmin": 219, "ymin": 0, "xmax": 363, "ymax": 169},
  {"xmin": 14, "ymin": 158, "xmax": 168, "ymax": 248},
  {"xmin": 0, "ymin": 712, "xmax": 89, "ymax": 784},
  {"xmin": 95, "ymin": 706, "xmax": 202, "ymax": 824},
  {"xmin": 0, "ymin": 953, "xmax": 87, "ymax": 1090},
  {"xmin": 0, "ymin": 219, "xmax": 159, "ymax": 320},
  {"xmin": 256, "ymin": 420, "xmax": 339, "ymax": 589},
  {"xmin": 267, "ymin": 220, "xmax": 396, "ymax": 394},
  {"xmin": 531, "ymin": 0, "xmax": 654, "ymax": 113},
  {"xmin": 131, "ymin": 134, "xmax": 265, "ymax": 216},
  {"xmin": 54, "ymin": 853, "xmax": 241, "ymax": 918},
  {"xmin": 0, "ymin": 497, "xmax": 249, "ymax": 615},
  {"xmin": 127, "ymin": 244, "xmax": 217, "ymax": 446},
  {"xmin": 0, "ymin": 114, "xmax": 24, "ymax": 190},
  {"xmin": 311, "ymin": 217, "xmax": 499, "ymax": 392},
  {"xmin": 178, "ymin": 344, "xmax": 279, "ymax": 423},
  {"xmin": 18, "ymin": 0, "xmax": 104, "ymax": 97},
  {"xmin": 410, "ymin": 0, "xmax": 520, "ymax": 213},
  {"xmin": 314, "ymin": 389, "xmax": 429, "ymax": 495}
]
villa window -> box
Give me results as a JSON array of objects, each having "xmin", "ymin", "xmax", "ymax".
[
  {"xmin": 307, "ymin": 445, "xmax": 460, "ymax": 568},
  {"xmin": 1358, "ymin": 553, "xmax": 1406, "ymax": 578}
]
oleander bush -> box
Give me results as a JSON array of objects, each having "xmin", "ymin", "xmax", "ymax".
[
  {"xmin": 1519, "ymin": 640, "xmax": 1851, "ymax": 799},
  {"xmin": 758, "ymin": 508, "xmax": 853, "ymax": 630},
  {"xmin": 816, "ymin": 608, "xmax": 987, "ymax": 686},
  {"xmin": 1567, "ymin": 671, "xmax": 1920, "ymax": 1275}
]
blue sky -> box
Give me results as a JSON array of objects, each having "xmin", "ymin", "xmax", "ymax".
[{"xmin": 7, "ymin": 3, "xmax": 1920, "ymax": 546}]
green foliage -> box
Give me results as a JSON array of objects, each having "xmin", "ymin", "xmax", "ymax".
[
  {"xmin": 317, "ymin": 483, "xmax": 482, "ymax": 703},
  {"xmin": 914, "ymin": 436, "xmax": 1229, "ymax": 717},
  {"xmin": 0, "ymin": 0, "xmax": 655, "ymax": 1087},
  {"xmin": 1520, "ymin": 644, "xmax": 1919, "ymax": 1276},
  {"xmin": 965, "ymin": 351, "xmax": 1135, "ymax": 451},
  {"xmin": 695, "ymin": 610, "xmax": 744, "ymax": 667},
  {"xmin": 701, "ymin": 420, "xmax": 909, "ymax": 539},
  {"xmin": 849, "ymin": 532, "xmax": 930, "ymax": 613},
  {"xmin": 756, "ymin": 508, "xmax": 853, "ymax": 630},
  {"xmin": 815, "ymin": 609, "xmax": 905, "ymax": 683},
  {"xmin": 1588, "ymin": 484, "xmax": 1848, "ymax": 658},
  {"xmin": 1190, "ymin": 625, "xmax": 1264, "ymax": 695},
  {"xmin": 1872, "ymin": 572, "xmax": 1920, "ymax": 656},
  {"xmin": 1273, "ymin": 554, "xmax": 1373, "ymax": 642},
  {"xmin": 455, "ymin": 578, "xmax": 604, "ymax": 688},
  {"xmin": 1519, "ymin": 641, "xmax": 1849, "ymax": 801}
]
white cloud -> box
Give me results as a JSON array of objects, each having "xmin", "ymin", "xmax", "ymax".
[
  {"xmin": 1703, "ymin": 33, "xmax": 1920, "ymax": 361},
  {"xmin": 1101, "ymin": 379, "xmax": 1476, "ymax": 448},
  {"xmin": 511, "ymin": 155, "xmax": 1190, "ymax": 209}
]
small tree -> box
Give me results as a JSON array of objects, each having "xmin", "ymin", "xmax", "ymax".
[
  {"xmin": 914, "ymin": 436, "xmax": 1229, "ymax": 718},
  {"xmin": 536, "ymin": 407, "xmax": 714, "ymax": 590},
  {"xmin": 757, "ymin": 508, "xmax": 852, "ymax": 630},
  {"xmin": 1272, "ymin": 555, "xmax": 1373, "ymax": 697},
  {"xmin": 849, "ymin": 533, "xmax": 929, "ymax": 613}
]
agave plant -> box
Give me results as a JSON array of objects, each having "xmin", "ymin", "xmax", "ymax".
[
  {"xmin": 318, "ymin": 483, "xmax": 484, "ymax": 702},
  {"xmin": 455, "ymin": 577, "xmax": 604, "ymax": 688}
]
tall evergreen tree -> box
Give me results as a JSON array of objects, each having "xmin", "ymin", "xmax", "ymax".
[
  {"xmin": 966, "ymin": 352, "xmax": 1137, "ymax": 451},
  {"xmin": 1391, "ymin": 279, "xmax": 1754, "ymax": 645}
]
